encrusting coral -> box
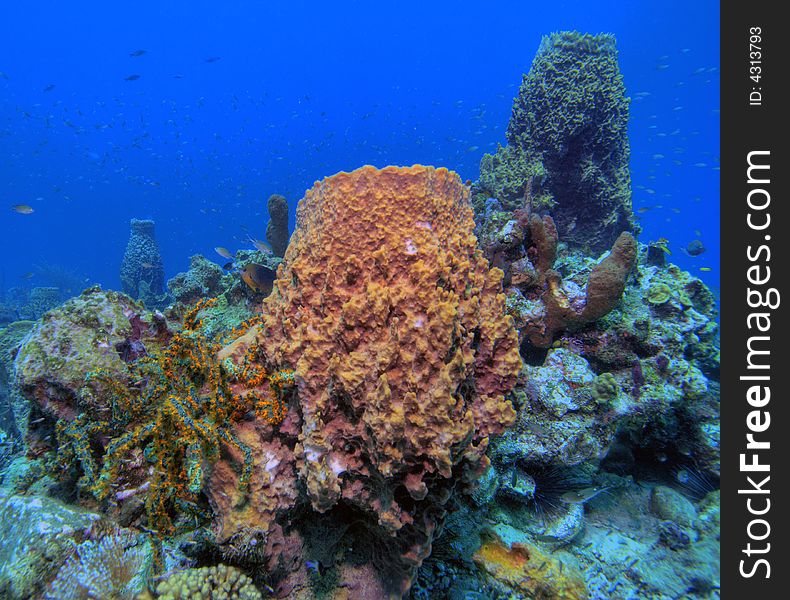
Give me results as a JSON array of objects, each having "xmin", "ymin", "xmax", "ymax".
[{"xmin": 217, "ymin": 164, "xmax": 521, "ymax": 592}]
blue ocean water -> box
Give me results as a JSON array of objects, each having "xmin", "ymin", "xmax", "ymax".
[{"xmin": 0, "ymin": 0, "xmax": 719, "ymax": 297}]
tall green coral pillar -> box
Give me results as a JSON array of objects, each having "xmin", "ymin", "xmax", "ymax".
[{"xmin": 477, "ymin": 31, "xmax": 638, "ymax": 253}]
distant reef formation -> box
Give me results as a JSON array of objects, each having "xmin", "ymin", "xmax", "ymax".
[
  {"xmin": 215, "ymin": 165, "xmax": 521, "ymax": 594},
  {"xmin": 120, "ymin": 218, "xmax": 168, "ymax": 309},
  {"xmin": 475, "ymin": 31, "xmax": 638, "ymax": 253},
  {"xmin": 266, "ymin": 193, "xmax": 289, "ymax": 257}
]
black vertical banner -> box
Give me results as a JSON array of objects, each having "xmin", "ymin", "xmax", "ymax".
[{"xmin": 722, "ymin": 2, "xmax": 788, "ymax": 597}]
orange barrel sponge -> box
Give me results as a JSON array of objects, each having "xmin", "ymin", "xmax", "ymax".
[{"xmin": 261, "ymin": 165, "xmax": 521, "ymax": 523}]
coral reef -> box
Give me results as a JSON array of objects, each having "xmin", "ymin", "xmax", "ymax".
[
  {"xmin": 0, "ymin": 320, "xmax": 34, "ymax": 436},
  {"xmin": 465, "ymin": 243, "xmax": 720, "ymax": 597},
  {"xmin": 0, "ymin": 493, "xmax": 101, "ymax": 599},
  {"xmin": 120, "ymin": 219, "xmax": 169, "ymax": 309},
  {"xmin": 47, "ymin": 298, "xmax": 294, "ymax": 533},
  {"xmin": 266, "ymin": 193, "xmax": 290, "ymax": 257},
  {"xmin": 473, "ymin": 529, "xmax": 587, "ymax": 599},
  {"xmin": 166, "ymin": 250, "xmax": 282, "ymax": 339},
  {"xmin": 167, "ymin": 254, "xmax": 225, "ymax": 306},
  {"xmin": 476, "ymin": 31, "xmax": 637, "ymax": 252},
  {"xmin": 28, "ymin": 286, "xmax": 63, "ymax": 318},
  {"xmin": 479, "ymin": 198, "xmax": 637, "ymax": 348},
  {"xmin": 4, "ymin": 164, "xmax": 719, "ymax": 598}
]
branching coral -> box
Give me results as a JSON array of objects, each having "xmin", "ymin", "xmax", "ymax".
[{"xmin": 56, "ymin": 298, "xmax": 294, "ymax": 534}]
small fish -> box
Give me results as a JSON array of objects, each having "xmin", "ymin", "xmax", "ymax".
[
  {"xmin": 652, "ymin": 154, "xmax": 665, "ymax": 160},
  {"xmin": 684, "ymin": 240, "xmax": 706, "ymax": 256},
  {"xmin": 694, "ymin": 162, "xmax": 708, "ymax": 168},
  {"xmin": 205, "ymin": 56, "xmax": 221, "ymax": 63},
  {"xmin": 222, "ymin": 261, "xmax": 235, "ymax": 270},
  {"xmin": 43, "ymin": 84, "xmax": 56, "ymax": 92},
  {"xmin": 124, "ymin": 74, "xmax": 141, "ymax": 81},
  {"xmin": 240, "ymin": 263, "xmax": 276, "ymax": 294},
  {"xmin": 140, "ymin": 262, "xmax": 156, "ymax": 269},
  {"xmin": 699, "ymin": 267, "xmax": 712, "ymax": 272},
  {"xmin": 653, "ymin": 237, "xmax": 672, "ymax": 255},
  {"xmin": 21, "ymin": 272, "xmax": 34, "ymax": 280},
  {"xmin": 560, "ymin": 485, "xmax": 609, "ymax": 504},
  {"xmin": 247, "ymin": 236, "xmax": 272, "ymax": 254},
  {"xmin": 215, "ymin": 247, "xmax": 233, "ymax": 260},
  {"xmin": 11, "ymin": 204, "xmax": 34, "ymax": 214},
  {"xmin": 129, "ymin": 49, "xmax": 147, "ymax": 57}
]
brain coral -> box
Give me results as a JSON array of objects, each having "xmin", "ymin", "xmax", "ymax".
[{"xmin": 216, "ymin": 165, "xmax": 520, "ymax": 590}]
